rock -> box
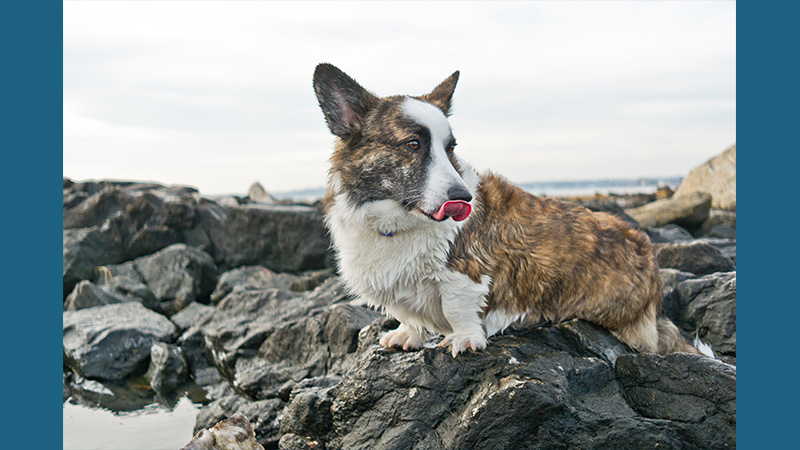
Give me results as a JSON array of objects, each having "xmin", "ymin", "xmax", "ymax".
[
  {"xmin": 178, "ymin": 327, "xmax": 224, "ymax": 387},
  {"xmin": 696, "ymin": 237, "xmax": 737, "ymax": 263},
  {"xmin": 656, "ymin": 241, "xmax": 735, "ymax": 276},
  {"xmin": 210, "ymin": 266, "xmax": 295, "ymax": 304},
  {"xmin": 615, "ymin": 353, "xmax": 736, "ymax": 449},
  {"xmin": 171, "ymin": 301, "xmax": 215, "ymax": 332},
  {"xmin": 660, "ymin": 268, "xmax": 697, "ymax": 321},
  {"xmin": 64, "ymin": 279, "xmax": 157, "ymax": 311},
  {"xmin": 199, "ymin": 278, "xmax": 351, "ymax": 374},
  {"xmin": 667, "ymin": 272, "xmax": 737, "ymax": 363},
  {"xmin": 673, "ymin": 145, "xmax": 736, "ymax": 210},
  {"xmin": 64, "ymin": 374, "xmax": 160, "ymax": 412},
  {"xmin": 101, "ymin": 244, "xmax": 217, "ymax": 313},
  {"xmin": 233, "ymin": 304, "xmax": 380, "ymax": 400},
  {"xmin": 625, "ymin": 192, "xmax": 712, "ymax": 231},
  {"xmin": 580, "ymin": 201, "xmax": 642, "ymax": 229},
  {"xmin": 279, "ymin": 433, "xmax": 323, "ymax": 450},
  {"xmin": 324, "ymin": 320, "xmax": 708, "ymax": 450},
  {"xmin": 63, "ymin": 302, "xmax": 177, "ymax": 380},
  {"xmin": 697, "ymin": 209, "xmax": 736, "ymax": 239},
  {"xmin": 655, "ymin": 185, "xmax": 674, "ymax": 199},
  {"xmin": 145, "ymin": 342, "xmax": 189, "ymax": 394},
  {"xmin": 193, "ymin": 395, "xmax": 284, "ymax": 449},
  {"xmin": 646, "ymin": 224, "xmax": 694, "ymax": 244},
  {"xmin": 206, "ymin": 204, "xmax": 332, "ymax": 272},
  {"xmin": 279, "ymin": 377, "xmax": 340, "ymax": 445},
  {"xmin": 247, "ymin": 182, "xmax": 278, "ymax": 204},
  {"xmin": 183, "ymin": 412, "xmax": 265, "ymax": 450},
  {"xmin": 63, "ymin": 226, "xmax": 125, "ymax": 296}
]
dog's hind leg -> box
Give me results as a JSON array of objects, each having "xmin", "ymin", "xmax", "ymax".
[
  {"xmin": 380, "ymin": 322, "xmax": 426, "ymax": 351},
  {"xmin": 438, "ymin": 272, "xmax": 491, "ymax": 357}
]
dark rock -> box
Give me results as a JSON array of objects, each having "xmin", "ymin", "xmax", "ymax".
[
  {"xmin": 210, "ymin": 266, "xmax": 296, "ymax": 304},
  {"xmin": 697, "ymin": 209, "xmax": 736, "ymax": 239},
  {"xmin": 145, "ymin": 342, "xmax": 189, "ymax": 394},
  {"xmin": 660, "ymin": 268, "xmax": 696, "ymax": 321},
  {"xmin": 279, "ymin": 377, "xmax": 340, "ymax": 446},
  {"xmin": 625, "ymin": 192, "xmax": 712, "ymax": 231},
  {"xmin": 279, "ymin": 433, "xmax": 323, "ymax": 450},
  {"xmin": 171, "ymin": 301, "xmax": 215, "ymax": 331},
  {"xmin": 178, "ymin": 326, "xmax": 223, "ymax": 387},
  {"xmin": 101, "ymin": 244, "xmax": 217, "ymax": 313},
  {"xmin": 63, "ymin": 226, "xmax": 125, "ymax": 296},
  {"xmin": 64, "ymin": 279, "xmax": 157, "ymax": 311},
  {"xmin": 194, "ymin": 394, "xmax": 284, "ymax": 449},
  {"xmin": 580, "ymin": 201, "xmax": 642, "ymax": 229},
  {"xmin": 647, "ymin": 224, "xmax": 694, "ymax": 244},
  {"xmin": 233, "ymin": 304, "xmax": 379, "ymax": 400},
  {"xmin": 199, "ymin": 279, "xmax": 351, "ymax": 374},
  {"xmin": 615, "ymin": 353, "xmax": 736, "ymax": 449},
  {"xmin": 324, "ymin": 321, "xmax": 708, "ymax": 450},
  {"xmin": 63, "ymin": 302, "xmax": 177, "ymax": 380},
  {"xmin": 656, "ymin": 241, "xmax": 735, "ymax": 275},
  {"xmin": 205, "ymin": 204, "xmax": 332, "ymax": 272},
  {"xmin": 696, "ymin": 237, "xmax": 737, "ymax": 263},
  {"xmin": 668, "ymin": 272, "xmax": 737, "ymax": 363}
]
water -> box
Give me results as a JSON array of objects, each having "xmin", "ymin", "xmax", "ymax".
[{"xmin": 63, "ymin": 397, "xmax": 201, "ymax": 450}]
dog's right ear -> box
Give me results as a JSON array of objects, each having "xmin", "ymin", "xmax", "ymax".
[{"xmin": 313, "ymin": 64, "xmax": 378, "ymax": 139}]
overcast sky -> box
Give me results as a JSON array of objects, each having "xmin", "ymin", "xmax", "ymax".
[{"xmin": 63, "ymin": 1, "xmax": 736, "ymax": 195}]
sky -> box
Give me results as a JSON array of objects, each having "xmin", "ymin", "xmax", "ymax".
[{"xmin": 63, "ymin": 1, "xmax": 736, "ymax": 196}]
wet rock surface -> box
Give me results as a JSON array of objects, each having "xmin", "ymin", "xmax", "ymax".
[{"xmin": 63, "ymin": 177, "xmax": 736, "ymax": 449}]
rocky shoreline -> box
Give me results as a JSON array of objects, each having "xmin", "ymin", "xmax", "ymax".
[{"xmin": 63, "ymin": 147, "xmax": 736, "ymax": 450}]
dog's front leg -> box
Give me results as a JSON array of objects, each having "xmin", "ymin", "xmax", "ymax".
[{"xmin": 439, "ymin": 273, "xmax": 491, "ymax": 357}]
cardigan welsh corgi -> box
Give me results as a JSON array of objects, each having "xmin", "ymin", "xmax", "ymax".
[{"xmin": 313, "ymin": 63, "xmax": 706, "ymax": 357}]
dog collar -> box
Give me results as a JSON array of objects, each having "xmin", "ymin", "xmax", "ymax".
[{"xmin": 380, "ymin": 231, "xmax": 394, "ymax": 237}]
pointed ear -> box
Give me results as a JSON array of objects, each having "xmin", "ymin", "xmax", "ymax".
[
  {"xmin": 313, "ymin": 63, "xmax": 378, "ymax": 139},
  {"xmin": 420, "ymin": 71, "xmax": 460, "ymax": 116}
]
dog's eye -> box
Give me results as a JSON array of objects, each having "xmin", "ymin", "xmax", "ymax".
[
  {"xmin": 446, "ymin": 142, "xmax": 457, "ymax": 154},
  {"xmin": 406, "ymin": 140, "xmax": 421, "ymax": 152}
]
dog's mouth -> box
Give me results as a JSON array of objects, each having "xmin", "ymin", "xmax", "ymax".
[{"xmin": 429, "ymin": 200, "xmax": 472, "ymax": 222}]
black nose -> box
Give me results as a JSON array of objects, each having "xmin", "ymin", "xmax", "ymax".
[{"xmin": 447, "ymin": 186, "xmax": 472, "ymax": 203}]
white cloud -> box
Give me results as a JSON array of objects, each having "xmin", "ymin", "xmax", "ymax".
[{"xmin": 64, "ymin": 1, "xmax": 735, "ymax": 194}]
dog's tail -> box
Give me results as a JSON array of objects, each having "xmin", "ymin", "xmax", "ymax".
[{"xmin": 656, "ymin": 316, "xmax": 715, "ymax": 357}]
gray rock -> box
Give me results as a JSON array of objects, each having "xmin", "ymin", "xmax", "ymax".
[
  {"xmin": 697, "ymin": 209, "xmax": 736, "ymax": 239},
  {"xmin": 669, "ymin": 272, "xmax": 737, "ymax": 363},
  {"xmin": 324, "ymin": 320, "xmax": 700, "ymax": 450},
  {"xmin": 233, "ymin": 304, "xmax": 379, "ymax": 400},
  {"xmin": 279, "ymin": 433, "xmax": 323, "ymax": 450},
  {"xmin": 171, "ymin": 301, "xmax": 215, "ymax": 332},
  {"xmin": 625, "ymin": 192, "xmax": 712, "ymax": 231},
  {"xmin": 63, "ymin": 302, "xmax": 177, "ymax": 380},
  {"xmin": 247, "ymin": 182, "xmax": 278, "ymax": 204},
  {"xmin": 656, "ymin": 241, "xmax": 735, "ymax": 276},
  {"xmin": 145, "ymin": 342, "xmax": 189, "ymax": 394},
  {"xmin": 615, "ymin": 353, "xmax": 736, "ymax": 449},
  {"xmin": 210, "ymin": 266, "xmax": 297, "ymax": 304},
  {"xmin": 279, "ymin": 377, "xmax": 340, "ymax": 444},
  {"xmin": 647, "ymin": 224, "xmax": 694, "ymax": 244},
  {"xmin": 673, "ymin": 145, "xmax": 736, "ymax": 211},
  {"xmin": 194, "ymin": 395, "xmax": 284, "ymax": 449},
  {"xmin": 199, "ymin": 279, "xmax": 351, "ymax": 374},
  {"xmin": 696, "ymin": 237, "xmax": 737, "ymax": 263},
  {"xmin": 101, "ymin": 244, "xmax": 217, "ymax": 313},
  {"xmin": 63, "ymin": 226, "xmax": 125, "ymax": 296},
  {"xmin": 64, "ymin": 279, "xmax": 157, "ymax": 311}
]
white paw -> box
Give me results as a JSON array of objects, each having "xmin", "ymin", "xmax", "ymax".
[
  {"xmin": 439, "ymin": 331, "xmax": 487, "ymax": 357},
  {"xmin": 379, "ymin": 325, "xmax": 423, "ymax": 351}
]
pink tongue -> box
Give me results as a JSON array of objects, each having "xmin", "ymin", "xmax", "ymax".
[{"xmin": 432, "ymin": 200, "xmax": 472, "ymax": 222}]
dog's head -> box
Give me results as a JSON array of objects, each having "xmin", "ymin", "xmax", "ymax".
[{"xmin": 313, "ymin": 63, "xmax": 475, "ymax": 224}]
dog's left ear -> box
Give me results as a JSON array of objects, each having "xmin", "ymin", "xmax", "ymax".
[{"xmin": 420, "ymin": 71, "xmax": 460, "ymax": 116}]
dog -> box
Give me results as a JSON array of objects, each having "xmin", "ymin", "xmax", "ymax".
[{"xmin": 313, "ymin": 63, "xmax": 708, "ymax": 357}]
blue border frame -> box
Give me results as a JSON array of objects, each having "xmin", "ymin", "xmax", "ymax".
[{"xmin": 2, "ymin": 1, "xmax": 62, "ymax": 448}]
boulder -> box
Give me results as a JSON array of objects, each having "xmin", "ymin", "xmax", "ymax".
[
  {"xmin": 171, "ymin": 301, "xmax": 215, "ymax": 332},
  {"xmin": 697, "ymin": 209, "xmax": 736, "ymax": 239},
  {"xmin": 100, "ymin": 244, "xmax": 217, "ymax": 313},
  {"xmin": 665, "ymin": 272, "xmax": 737, "ymax": 363},
  {"xmin": 64, "ymin": 279, "xmax": 158, "ymax": 311},
  {"xmin": 321, "ymin": 320, "xmax": 732, "ymax": 450},
  {"xmin": 625, "ymin": 192, "xmax": 712, "ymax": 231},
  {"xmin": 210, "ymin": 266, "xmax": 295, "ymax": 304},
  {"xmin": 183, "ymin": 412, "xmax": 265, "ymax": 450},
  {"xmin": 673, "ymin": 145, "xmax": 736, "ymax": 210},
  {"xmin": 646, "ymin": 224, "xmax": 694, "ymax": 244},
  {"xmin": 63, "ymin": 302, "xmax": 177, "ymax": 380},
  {"xmin": 63, "ymin": 226, "xmax": 125, "ymax": 296},
  {"xmin": 615, "ymin": 353, "xmax": 736, "ymax": 449},
  {"xmin": 145, "ymin": 342, "xmax": 189, "ymax": 394},
  {"xmin": 247, "ymin": 182, "xmax": 278, "ymax": 204},
  {"xmin": 655, "ymin": 241, "xmax": 735, "ymax": 276}
]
